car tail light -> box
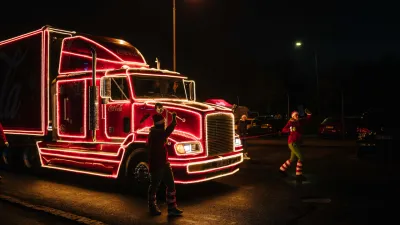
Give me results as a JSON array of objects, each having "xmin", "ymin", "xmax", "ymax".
[
  {"xmin": 357, "ymin": 127, "xmax": 373, "ymax": 140},
  {"xmin": 357, "ymin": 127, "xmax": 370, "ymax": 133}
]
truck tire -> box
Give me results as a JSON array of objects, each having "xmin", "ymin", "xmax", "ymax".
[
  {"xmin": 125, "ymin": 149, "xmax": 151, "ymax": 194},
  {"xmin": 0, "ymin": 148, "xmax": 7, "ymax": 168},
  {"xmin": 22, "ymin": 147, "xmax": 41, "ymax": 170},
  {"xmin": 1, "ymin": 148, "xmax": 13, "ymax": 167}
]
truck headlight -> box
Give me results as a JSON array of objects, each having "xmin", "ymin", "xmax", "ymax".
[
  {"xmin": 174, "ymin": 142, "xmax": 203, "ymax": 155},
  {"xmin": 235, "ymin": 137, "xmax": 242, "ymax": 146}
]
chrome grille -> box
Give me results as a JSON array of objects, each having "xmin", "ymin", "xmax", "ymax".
[{"xmin": 206, "ymin": 113, "xmax": 234, "ymax": 156}]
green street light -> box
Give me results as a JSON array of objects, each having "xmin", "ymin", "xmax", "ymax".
[{"xmin": 295, "ymin": 41, "xmax": 302, "ymax": 47}]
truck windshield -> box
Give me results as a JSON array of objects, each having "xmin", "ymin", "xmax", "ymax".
[{"xmin": 131, "ymin": 76, "xmax": 187, "ymax": 99}]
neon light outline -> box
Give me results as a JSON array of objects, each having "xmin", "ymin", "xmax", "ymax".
[
  {"xmin": 56, "ymin": 79, "xmax": 87, "ymax": 139},
  {"xmin": 58, "ymin": 36, "xmax": 148, "ymax": 75},
  {"xmin": 174, "ymin": 168, "xmax": 240, "ymax": 184},
  {"xmin": 186, "ymin": 153, "xmax": 243, "ymax": 174},
  {"xmin": 2, "ymin": 26, "xmax": 242, "ymax": 185},
  {"xmin": 205, "ymin": 112, "xmax": 236, "ymax": 157},
  {"xmin": 37, "ymin": 141, "xmax": 126, "ymax": 178}
]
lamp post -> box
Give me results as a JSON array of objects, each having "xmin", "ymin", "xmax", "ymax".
[
  {"xmin": 295, "ymin": 41, "xmax": 319, "ymax": 114},
  {"xmin": 173, "ymin": 0, "xmax": 176, "ymax": 71}
]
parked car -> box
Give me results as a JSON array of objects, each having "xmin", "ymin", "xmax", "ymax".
[
  {"xmin": 248, "ymin": 115, "xmax": 286, "ymax": 137},
  {"xmin": 248, "ymin": 116, "xmax": 273, "ymax": 136},
  {"xmin": 356, "ymin": 108, "xmax": 397, "ymax": 160},
  {"xmin": 319, "ymin": 116, "xmax": 361, "ymax": 138}
]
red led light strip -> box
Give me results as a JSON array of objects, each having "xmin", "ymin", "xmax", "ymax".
[
  {"xmin": 36, "ymin": 141, "xmax": 126, "ymax": 178},
  {"xmin": 56, "ymin": 79, "xmax": 88, "ymax": 139},
  {"xmin": 170, "ymin": 152, "xmax": 243, "ymax": 174},
  {"xmin": 1, "ymin": 28, "xmax": 74, "ymax": 136},
  {"xmin": 174, "ymin": 168, "xmax": 240, "ymax": 184},
  {"xmin": 58, "ymin": 36, "xmax": 149, "ymax": 75}
]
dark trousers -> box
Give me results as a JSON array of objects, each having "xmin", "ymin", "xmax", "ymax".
[
  {"xmin": 148, "ymin": 163, "xmax": 177, "ymax": 208},
  {"xmin": 240, "ymin": 135, "xmax": 248, "ymax": 154}
]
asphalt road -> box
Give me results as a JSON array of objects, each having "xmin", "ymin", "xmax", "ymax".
[
  {"xmin": 0, "ymin": 199, "xmax": 80, "ymax": 225},
  {"xmin": 0, "ymin": 139, "xmax": 397, "ymax": 225}
]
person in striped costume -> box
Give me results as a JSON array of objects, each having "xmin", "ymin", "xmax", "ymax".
[{"xmin": 279, "ymin": 109, "xmax": 312, "ymax": 183}]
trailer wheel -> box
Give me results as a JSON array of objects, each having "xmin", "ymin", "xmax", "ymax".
[
  {"xmin": 0, "ymin": 147, "xmax": 19, "ymax": 169},
  {"xmin": 22, "ymin": 147, "xmax": 41, "ymax": 170},
  {"xmin": 126, "ymin": 150, "xmax": 150, "ymax": 193}
]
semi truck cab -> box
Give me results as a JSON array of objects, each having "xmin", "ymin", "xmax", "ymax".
[{"xmin": 0, "ymin": 26, "xmax": 244, "ymax": 187}]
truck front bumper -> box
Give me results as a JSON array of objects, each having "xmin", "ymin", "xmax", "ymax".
[{"xmin": 170, "ymin": 152, "xmax": 243, "ymax": 184}]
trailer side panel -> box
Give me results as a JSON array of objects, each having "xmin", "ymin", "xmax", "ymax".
[{"xmin": 0, "ymin": 31, "xmax": 44, "ymax": 134}]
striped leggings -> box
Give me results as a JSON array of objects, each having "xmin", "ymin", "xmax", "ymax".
[{"xmin": 279, "ymin": 142, "xmax": 304, "ymax": 176}]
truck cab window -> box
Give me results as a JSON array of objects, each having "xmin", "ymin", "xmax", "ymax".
[
  {"xmin": 110, "ymin": 77, "xmax": 129, "ymax": 101},
  {"xmin": 132, "ymin": 76, "xmax": 186, "ymax": 99}
]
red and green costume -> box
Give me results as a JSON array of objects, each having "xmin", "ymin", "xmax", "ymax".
[{"xmin": 279, "ymin": 112, "xmax": 311, "ymax": 178}]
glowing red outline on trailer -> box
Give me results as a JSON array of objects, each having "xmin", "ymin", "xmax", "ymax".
[{"xmin": 1, "ymin": 30, "xmax": 45, "ymax": 136}]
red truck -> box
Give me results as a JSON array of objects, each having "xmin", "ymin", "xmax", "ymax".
[{"xmin": 0, "ymin": 26, "xmax": 243, "ymax": 186}]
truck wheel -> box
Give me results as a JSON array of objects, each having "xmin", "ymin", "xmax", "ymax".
[
  {"xmin": 1, "ymin": 147, "xmax": 19, "ymax": 169},
  {"xmin": 126, "ymin": 151, "xmax": 150, "ymax": 193},
  {"xmin": 1, "ymin": 148, "xmax": 11, "ymax": 166},
  {"xmin": 22, "ymin": 147, "xmax": 41, "ymax": 170}
]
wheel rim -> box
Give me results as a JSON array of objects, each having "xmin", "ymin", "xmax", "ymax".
[{"xmin": 133, "ymin": 162, "xmax": 150, "ymax": 183}]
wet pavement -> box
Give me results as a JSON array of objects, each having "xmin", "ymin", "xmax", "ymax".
[{"xmin": 0, "ymin": 138, "xmax": 396, "ymax": 225}]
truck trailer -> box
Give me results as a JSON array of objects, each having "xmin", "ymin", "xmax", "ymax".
[{"xmin": 0, "ymin": 26, "xmax": 243, "ymax": 186}]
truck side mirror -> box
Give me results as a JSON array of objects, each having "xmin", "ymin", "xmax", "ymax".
[
  {"xmin": 184, "ymin": 80, "xmax": 196, "ymax": 101},
  {"xmin": 100, "ymin": 77, "xmax": 111, "ymax": 102},
  {"xmin": 232, "ymin": 104, "xmax": 238, "ymax": 113}
]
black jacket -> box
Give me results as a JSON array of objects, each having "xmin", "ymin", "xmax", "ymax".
[
  {"xmin": 147, "ymin": 121, "xmax": 176, "ymax": 172},
  {"xmin": 238, "ymin": 120, "xmax": 247, "ymax": 137}
]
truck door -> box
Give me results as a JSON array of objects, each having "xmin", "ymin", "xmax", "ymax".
[
  {"xmin": 57, "ymin": 80, "xmax": 86, "ymax": 139},
  {"xmin": 103, "ymin": 77, "xmax": 132, "ymax": 139}
]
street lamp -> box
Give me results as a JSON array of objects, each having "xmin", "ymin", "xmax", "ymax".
[
  {"xmin": 294, "ymin": 41, "xmax": 319, "ymax": 114},
  {"xmin": 173, "ymin": 0, "xmax": 177, "ymax": 71}
]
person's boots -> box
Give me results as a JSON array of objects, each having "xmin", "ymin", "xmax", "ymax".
[
  {"xmin": 166, "ymin": 189, "xmax": 183, "ymax": 216},
  {"xmin": 148, "ymin": 189, "xmax": 161, "ymax": 216},
  {"xmin": 149, "ymin": 203, "xmax": 162, "ymax": 216},
  {"xmin": 168, "ymin": 207, "xmax": 183, "ymax": 216}
]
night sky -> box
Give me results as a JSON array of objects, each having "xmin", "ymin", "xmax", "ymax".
[{"xmin": 1, "ymin": 0, "xmax": 398, "ymax": 113}]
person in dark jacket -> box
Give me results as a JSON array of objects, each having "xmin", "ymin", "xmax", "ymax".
[
  {"xmin": 238, "ymin": 114, "xmax": 250, "ymax": 159},
  {"xmin": 0, "ymin": 122, "xmax": 9, "ymax": 180},
  {"xmin": 147, "ymin": 107, "xmax": 183, "ymax": 216},
  {"xmin": 279, "ymin": 109, "xmax": 312, "ymax": 183}
]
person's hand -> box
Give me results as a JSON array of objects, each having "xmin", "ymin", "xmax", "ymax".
[
  {"xmin": 5, "ymin": 142, "xmax": 9, "ymax": 147},
  {"xmin": 305, "ymin": 108, "xmax": 312, "ymax": 115},
  {"xmin": 171, "ymin": 112, "xmax": 177, "ymax": 121}
]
